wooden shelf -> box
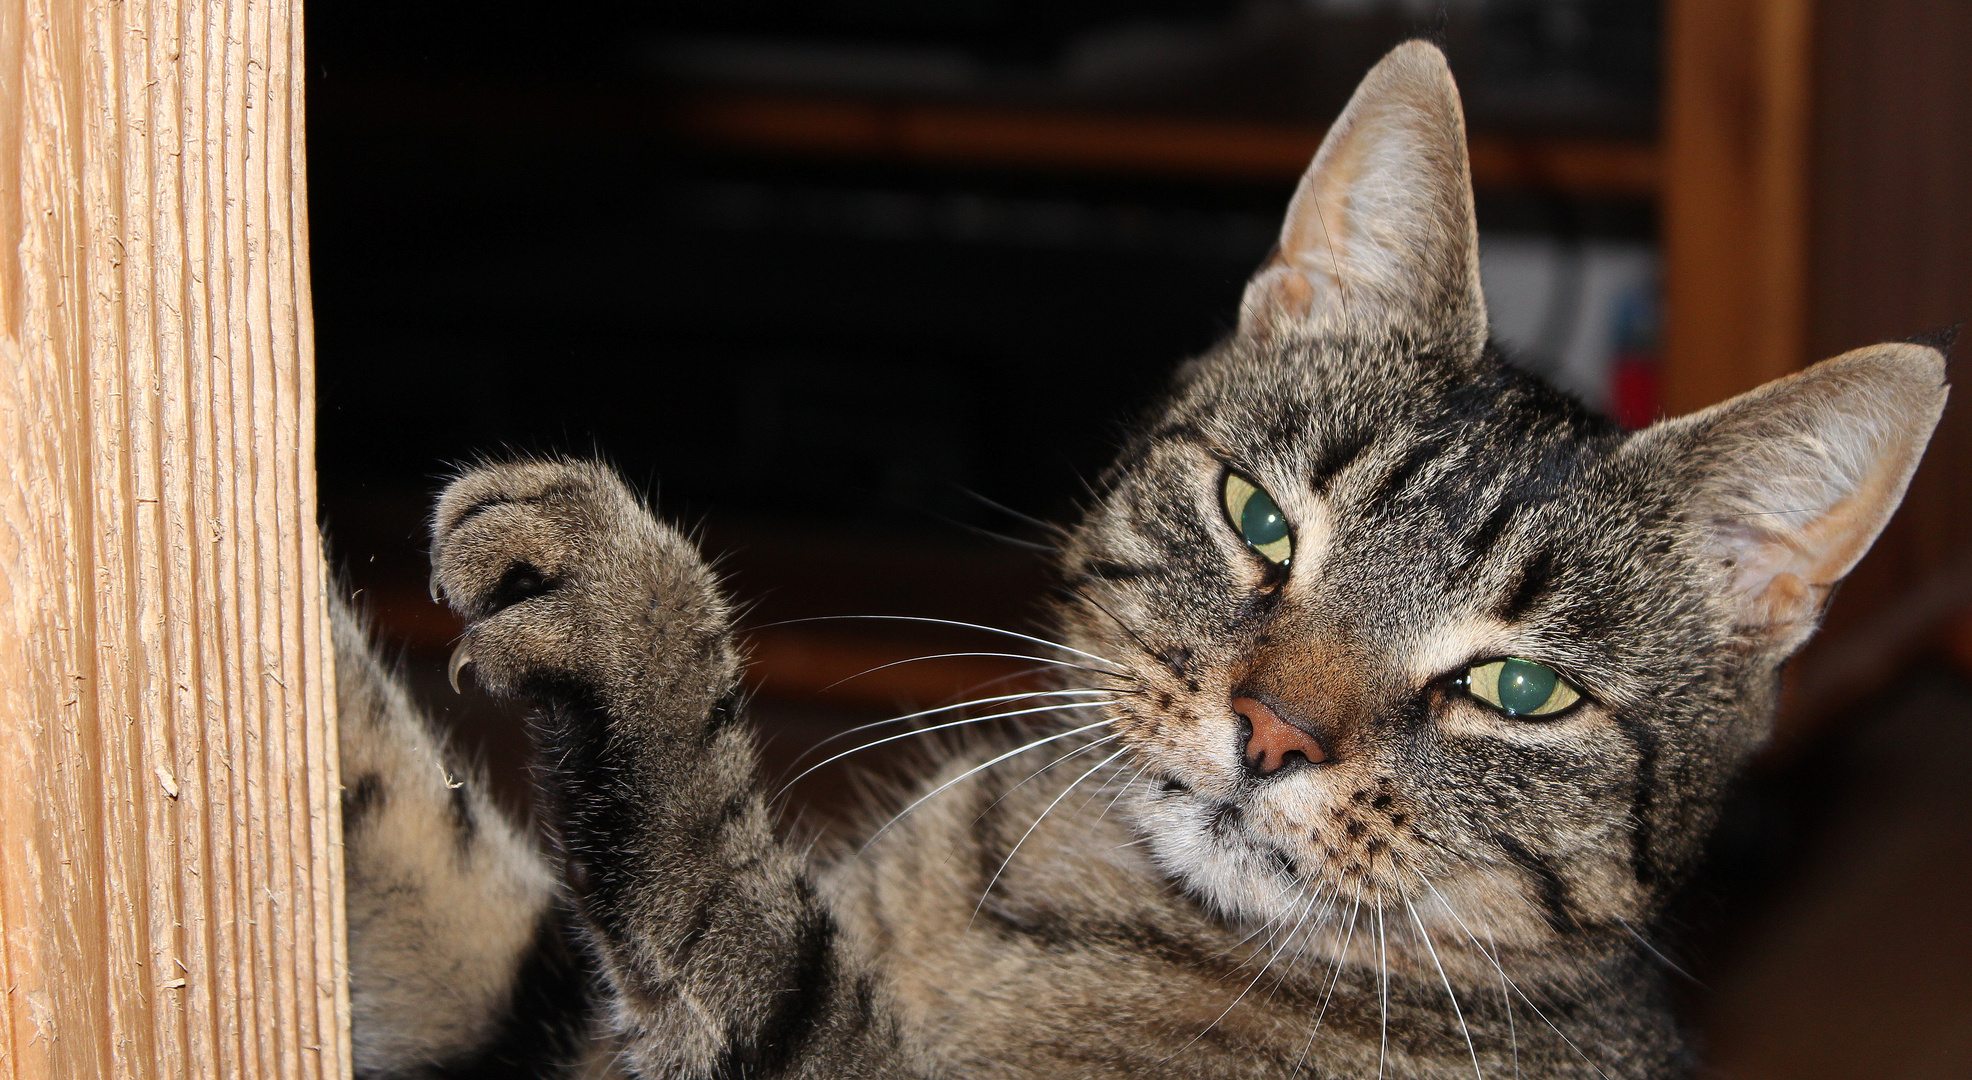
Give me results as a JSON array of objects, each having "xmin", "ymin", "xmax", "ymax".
[
  {"xmin": 669, "ymin": 90, "xmax": 1661, "ymax": 197},
  {"xmin": 316, "ymin": 78, "xmax": 1658, "ymax": 199}
]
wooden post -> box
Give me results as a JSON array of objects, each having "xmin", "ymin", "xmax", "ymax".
[
  {"xmin": 1661, "ymin": 0, "xmax": 1816, "ymax": 413},
  {"xmin": 0, "ymin": 2, "xmax": 348, "ymax": 1078}
]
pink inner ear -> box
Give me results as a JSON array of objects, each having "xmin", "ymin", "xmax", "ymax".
[
  {"xmin": 1665, "ymin": 343, "xmax": 1948, "ymax": 642},
  {"xmin": 1711, "ymin": 523, "xmax": 1826, "ymax": 635}
]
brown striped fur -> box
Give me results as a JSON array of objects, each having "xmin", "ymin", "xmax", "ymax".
[{"xmin": 339, "ymin": 41, "xmax": 1947, "ymax": 1079}]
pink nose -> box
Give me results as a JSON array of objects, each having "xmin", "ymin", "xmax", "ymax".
[{"xmin": 1235, "ymin": 697, "xmax": 1329, "ymax": 776}]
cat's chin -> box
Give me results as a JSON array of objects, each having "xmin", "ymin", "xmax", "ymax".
[{"xmin": 1134, "ymin": 774, "xmax": 1336, "ymax": 927}]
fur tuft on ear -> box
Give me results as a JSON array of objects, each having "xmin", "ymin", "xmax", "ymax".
[
  {"xmin": 1904, "ymin": 323, "xmax": 1960, "ymax": 358},
  {"xmin": 1238, "ymin": 40, "xmax": 1485, "ymax": 349},
  {"xmin": 1639, "ymin": 343, "xmax": 1947, "ymax": 652}
]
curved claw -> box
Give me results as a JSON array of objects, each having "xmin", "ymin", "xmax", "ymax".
[
  {"xmin": 428, "ymin": 571, "xmax": 444, "ymax": 605},
  {"xmin": 448, "ymin": 642, "xmax": 473, "ymax": 694}
]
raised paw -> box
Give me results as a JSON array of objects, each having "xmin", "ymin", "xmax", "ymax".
[{"xmin": 429, "ymin": 458, "xmax": 740, "ymax": 714}]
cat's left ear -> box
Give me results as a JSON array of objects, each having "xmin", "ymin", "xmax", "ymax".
[
  {"xmin": 1238, "ymin": 40, "xmax": 1486, "ymax": 348},
  {"xmin": 1636, "ymin": 343, "xmax": 1948, "ymax": 652}
]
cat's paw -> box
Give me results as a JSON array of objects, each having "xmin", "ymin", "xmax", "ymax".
[{"xmin": 429, "ymin": 458, "xmax": 739, "ymax": 712}]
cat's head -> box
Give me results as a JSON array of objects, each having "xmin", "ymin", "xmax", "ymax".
[{"xmin": 1056, "ymin": 42, "xmax": 1946, "ymax": 964}]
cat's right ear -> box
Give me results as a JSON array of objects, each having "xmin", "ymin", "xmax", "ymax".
[
  {"xmin": 1237, "ymin": 41, "xmax": 1486, "ymax": 349},
  {"xmin": 1636, "ymin": 343, "xmax": 1947, "ymax": 654}
]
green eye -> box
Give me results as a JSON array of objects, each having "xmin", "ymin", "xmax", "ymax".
[
  {"xmin": 1222, "ymin": 472, "xmax": 1293, "ymax": 565},
  {"xmin": 1465, "ymin": 658, "xmax": 1581, "ymax": 717}
]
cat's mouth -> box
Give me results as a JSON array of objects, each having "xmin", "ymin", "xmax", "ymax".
[{"xmin": 1140, "ymin": 754, "xmax": 1408, "ymax": 912}]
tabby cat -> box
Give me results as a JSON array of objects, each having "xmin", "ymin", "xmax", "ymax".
[{"xmin": 337, "ymin": 42, "xmax": 1948, "ymax": 1079}]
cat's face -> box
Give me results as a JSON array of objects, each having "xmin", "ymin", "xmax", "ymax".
[
  {"xmin": 1052, "ymin": 43, "xmax": 1944, "ymax": 964},
  {"xmin": 1061, "ymin": 335, "xmax": 1729, "ymax": 957}
]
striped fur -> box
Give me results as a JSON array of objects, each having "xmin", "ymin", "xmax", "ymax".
[{"xmin": 339, "ymin": 41, "xmax": 1946, "ymax": 1079}]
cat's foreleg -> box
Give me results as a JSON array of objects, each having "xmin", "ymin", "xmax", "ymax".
[
  {"xmin": 333, "ymin": 597, "xmax": 598, "ymax": 1077},
  {"xmin": 429, "ymin": 459, "xmax": 916, "ymax": 1080}
]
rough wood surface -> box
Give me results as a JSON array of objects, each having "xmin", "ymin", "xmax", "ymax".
[{"xmin": 0, "ymin": 2, "xmax": 348, "ymax": 1078}]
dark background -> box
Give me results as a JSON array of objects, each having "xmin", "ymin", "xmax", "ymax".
[{"xmin": 306, "ymin": 3, "xmax": 1972, "ymax": 1077}]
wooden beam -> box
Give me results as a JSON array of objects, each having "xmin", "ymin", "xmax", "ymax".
[
  {"xmin": 0, "ymin": 2, "xmax": 348, "ymax": 1078},
  {"xmin": 1767, "ymin": 0, "xmax": 1972, "ymax": 757},
  {"xmin": 1660, "ymin": 0, "xmax": 1816, "ymax": 414}
]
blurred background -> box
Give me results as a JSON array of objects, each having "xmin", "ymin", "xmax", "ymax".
[{"xmin": 307, "ymin": 2, "xmax": 1972, "ymax": 1076}]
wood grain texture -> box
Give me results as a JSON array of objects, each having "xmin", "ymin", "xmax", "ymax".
[
  {"xmin": 1660, "ymin": 0, "xmax": 1815, "ymax": 414},
  {"xmin": 0, "ymin": 2, "xmax": 348, "ymax": 1078}
]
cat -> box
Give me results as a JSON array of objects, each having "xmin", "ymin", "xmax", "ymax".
[{"xmin": 335, "ymin": 41, "xmax": 1948, "ymax": 1079}]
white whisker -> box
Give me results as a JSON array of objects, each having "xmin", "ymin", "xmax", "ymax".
[
  {"xmin": 1292, "ymin": 897, "xmax": 1361, "ymax": 1075},
  {"xmin": 858, "ymin": 718, "xmax": 1116, "ymax": 852},
  {"xmin": 782, "ymin": 687, "xmax": 1125, "ymax": 782},
  {"xmin": 1264, "ymin": 877, "xmax": 1337, "ymax": 1005},
  {"xmin": 973, "ymin": 731, "xmax": 1126, "ymax": 826},
  {"xmin": 1409, "ymin": 870, "xmax": 1613, "ymax": 1080},
  {"xmin": 1087, "ymin": 761, "xmax": 1152, "ymax": 826},
  {"xmin": 970, "ymin": 744, "xmax": 1129, "ymax": 926},
  {"xmin": 1376, "ymin": 891, "xmax": 1389, "ymax": 1080},
  {"xmin": 1614, "ymin": 916, "xmax": 1701, "ymax": 986},
  {"xmin": 1489, "ymin": 927, "xmax": 1519, "ymax": 1080},
  {"xmin": 1407, "ymin": 897, "xmax": 1483, "ymax": 1080},
  {"xmin": 756, "ymin": 615, "xmax": 1132, "ymax": 673},
  {"xmin": 782, "ymin": 700, "xmax": 1115, "ymax": 794},
  {"xmin": 822, "ymin": 651, "xmax": 1136, "ymax": 691},
  {"xmin": 1166, "ymin": 878, "xmax": 1320, "ymax": 1062}
]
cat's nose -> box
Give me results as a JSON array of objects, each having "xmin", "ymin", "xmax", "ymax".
[{"xmin": 1234, "ymin": 696, "xmax": 1328, "ymax": 777}]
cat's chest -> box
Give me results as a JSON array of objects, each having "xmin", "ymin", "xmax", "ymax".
[
  {"xmin": 827, "ymin": 752, "xmax": 1688, "ymax": 1079},
  {"xmin": 829, "ymin": 759, "xmax": 1658, "ymax": 1079}
]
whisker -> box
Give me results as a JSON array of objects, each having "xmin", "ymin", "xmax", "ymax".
[
  {"xmin": 1224, "ymin": 878, "xmax": 1315, "ymax": 971},
  {"xmin": 1613, "ymin": 915, "xmax": 1702, "ymax": 986},
  {"xmin": 1055, "ymin": 584, "xmax": 1161, "ymax": 665},
  {"xmin": 923, "ymin": 509, "xmax": 1058, "ymax": 553},
  {"xmin": 955, "ymin": 486, "xmax": 1073, "ymax": 539},
  {"xmin": 946, "ymin": 660, "xmax": 1102, "ymax": 702},
  {"xmin": 779, "ymin": 700, "xmax": 1115, "ymax": 796},
  {"xmin": 780, "ymin": 687, "xmax": 1122, "ymax": 779},
  {"xmin": 1489, "ymin": 926, "xmax": 1519, "ymax": 1080},
  {"xmin": 858, "ymin": 718, "xmax": 1117, "ymax": 852},
  {"xmin": 973, "ymin": 730, "xmax": 1127, "ymax": 826},
  {"xmin": 1209, "ymin": 861, "xmax": 1335, "ymax": 963},
  {"xmin": 1265, "ymin": 876, "xmax": 1342, "ymax": 1007},
  {"xmin": 1083, "ymin": 760, "xmax": 1151, "ymax": 823},
  {"xmin": 1408, "ymin": 869, "xmax": 1613, "ymax": 1080},
  {"xmin": 969, "ymin": 745, "xmax": 1130, "ymax": 925},
  {"xmin": 750, "ymin": 615, "xmax": 1131, "ymax": 673},
  {"xmin": 1165, "ymin": 879, "xmax": 1322, "ymax": 1062},
  {"xmin": 1406, "ymin": 897, "xmax": 1483, "ymax": 1080},
  {"xmin": 1376, "ymin": 889, "xmax": 1389, "ymax": 1080},
  {"xmin": 821, "ymin": 651, "xmax": 1129, "ymax": 692},
  {"xmin": 1292, "ymin": 896, "xmax": 1361, "ymax": 1075},
  {"xmin": 1246, "ymin": 878, "xmax": 1321, "ymax": 972}
]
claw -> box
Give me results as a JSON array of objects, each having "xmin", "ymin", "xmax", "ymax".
[
  {"xmin": 448, "ymin": 642, "xmax": 473, "ymax": 694},
  {"xmin": 429, "ymin": 571, "xmax": 444, "ymax": 604}
]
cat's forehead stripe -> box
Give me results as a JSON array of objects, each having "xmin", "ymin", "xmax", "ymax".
[
  {"xmin": 1497, "ymin": 547, "xmax": 1558, "ymax": 623},
  {"xmin": 1460, "ymin": 498, "xmax": 1522, "ymax": 567},
  {"xmin": 1362, "ymin": 437, "xmax": 1449, "ymax": 514},
  {"xmin": 1306, "ymin": 430, "xmax": 1375, "ymax": 495}
]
